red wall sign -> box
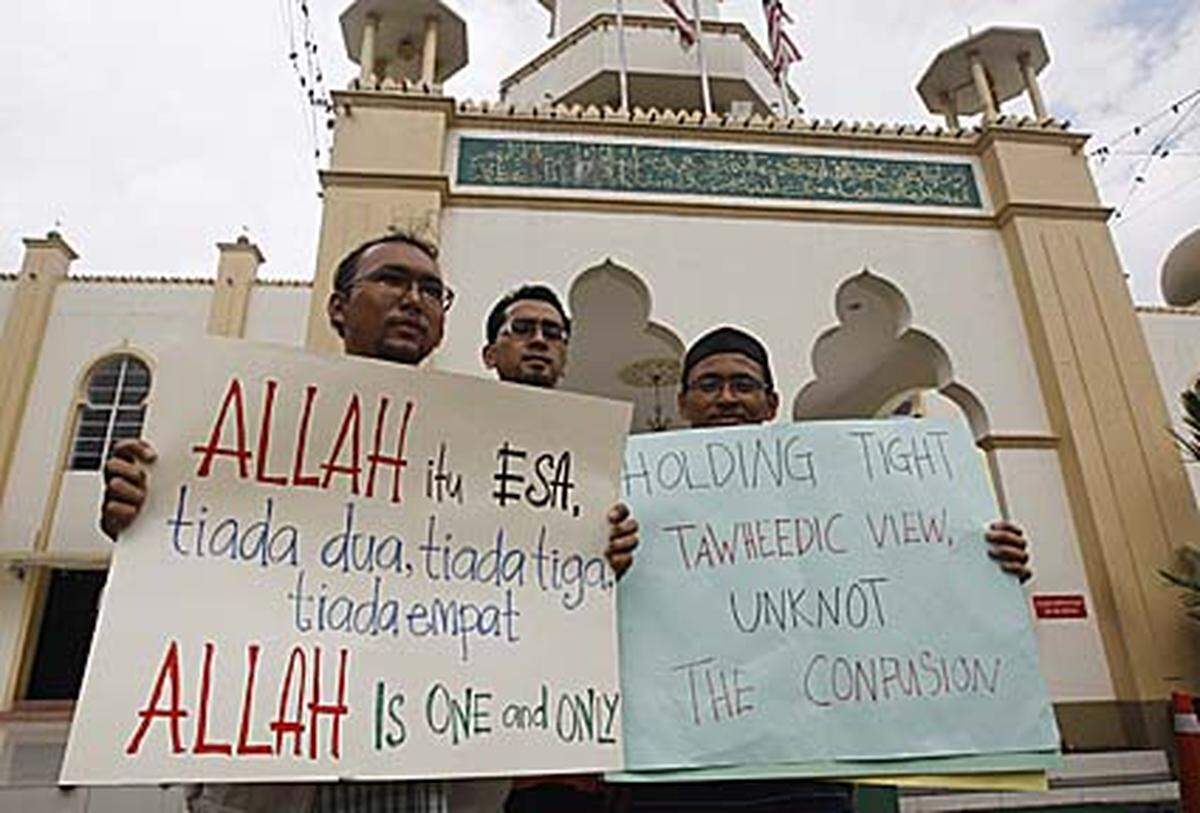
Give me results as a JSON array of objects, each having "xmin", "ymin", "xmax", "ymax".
[{"xmin": 1032, "ymin": 594, "xmax": 1088, "ymax": 620}]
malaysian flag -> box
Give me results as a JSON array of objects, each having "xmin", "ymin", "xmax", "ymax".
[
  {"xmin": 762, "ymin": 0, "xmax": 802, "ymax": 80},
  {"xmin": 661, "ymin": 0, "xmax": 697, "ymax": 47}
]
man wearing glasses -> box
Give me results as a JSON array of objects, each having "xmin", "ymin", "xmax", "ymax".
[
  {"xmin": 102, "ymin": 232, "xmax": 455, "ymax": 541},
  {"xmin": 479, "ymin": 285, "xmax": 640, "ymax": 812},
  {"xmin": 481, "ymin": 284, "xmax": 571, "ymax": 389},
  {"xmin": 100, "ymin": 232, "xmax": 459, "ymax": 813},
  {"xmin": 613, "ymin": 325, "xmax": 1031, "ymax": 812},
  {"xmin": 610, "ymin": 325, "xmax": 1031, "ymax": 581},
  {"xmin": 326, "ymin": 232, "xmax": 454, "ymax": 365},
  {"xmin": 478, "ymin": 284, "xmax": 639, "ymax": 577}
]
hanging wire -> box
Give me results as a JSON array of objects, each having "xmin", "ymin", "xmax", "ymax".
[
  {"xmin": 1114, "ymin": 166, "xmax": 1200, "ymax": 228},
  {"xmin": 1088, "ymin": 87, "xmax": 1200, "ymax": 160},
  {"xmin": 1113, "ymin": 96, "xmax": 1200, "ymax": 220},
  {"xmin": 1099, "ymin": 149, "xmax": 1200, "ymax": 157},
  {"xmin": 278, "ymin": 0, "xmax": 334, "ymax": 168}
]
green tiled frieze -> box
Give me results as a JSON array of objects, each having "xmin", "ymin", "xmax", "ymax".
[{"xmin": 456, "ymin": 137, "xmax": 983, "ymax": 209}]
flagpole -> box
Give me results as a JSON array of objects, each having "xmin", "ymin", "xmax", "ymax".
[
  {"xmin": 691, "ymin": 0, "xmax": 713, "ymax": 115},
  {"xmin": 778, "ymin": 67, "xmax": 791, "ymax": 119},
  {"xmin": 615, "ymin": 0, "xmax": 631, "ymax": 113}
]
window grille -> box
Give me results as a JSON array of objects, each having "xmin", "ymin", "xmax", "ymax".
[{"xmin": 68, "ymin": 355, "xmax": 151, "ymax": 471}]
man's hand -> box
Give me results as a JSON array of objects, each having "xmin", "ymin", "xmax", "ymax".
[
  {"xmin": 986, "ymin": 520, "xmax": 1032, "ymax": 583},
  {"xmin": 100, "ymin": 439, "xmax": 157, "ymax": 541},
  {"xmin": 606, "ymin": 502, "xmax": 639, "ymax": 580}
]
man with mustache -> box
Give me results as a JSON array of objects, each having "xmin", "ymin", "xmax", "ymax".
[
  {"xmin": 612, "ymin": 325, "xmax": 1031, "ymax": 579},
  {"xmin": 612, "ymin": 325, "xmax": 1031, "ymax": 812},
  {"xmin": 101, "ymin": 231, "xmax": 452, "ymax": 536},
  {"xmin": 482, "ymin": 284, "xmax": 571, "ymax": 390},
  {"xmin": 100, "ymin": 232, "xmax": 455, "ymax": 812},
  {"xmin": 102, "ymin": 236, "xmax": 643, "ymax": 812},
  {"xmin": 479, "ymin": 284, "xmax": 637, "ymax": 813},
  {"xmin": 479, "ymin": 283, "xmax": 641, "ymax": 576}
]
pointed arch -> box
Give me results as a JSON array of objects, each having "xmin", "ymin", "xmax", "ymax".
[
  {"xmin": 561, "ymin": 258, "xmax": 686, "ymax": 433},
  {"xmin": 792, "ymin": 268, "xmax": 991, "ymax": 438}
]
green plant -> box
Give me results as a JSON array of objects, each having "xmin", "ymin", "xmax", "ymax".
[
  {"xmin": 1162, "ymin": 383, "xmax": 1200, "ymax": 618},
  {"xmin": 1173, "ymin": 383, "xmax": 1200, "ymax": 462},
  {"xmin": 1161, "ymin": 547, "xmax": 1200, "ymax": 623}
]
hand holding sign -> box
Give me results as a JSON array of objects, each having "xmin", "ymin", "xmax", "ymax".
[
  {"xmin": 64, "ymin": 338, "xmax": 632, "ymax": 785},
  {"xmin": 616, "ymin": 419, "xmax": 1057, "ymax": 773}
]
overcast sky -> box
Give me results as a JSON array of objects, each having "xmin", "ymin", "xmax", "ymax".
[{"xmin": 3, "ymin": 0, "xmax": 1198, "ymax": 302}]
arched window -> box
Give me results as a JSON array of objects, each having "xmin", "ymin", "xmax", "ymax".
[{"xmin": 68, "ymin": 354, "xmax": 151, "ymax": 471}]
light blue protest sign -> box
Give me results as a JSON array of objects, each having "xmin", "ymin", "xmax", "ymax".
[
  {"xmin": 617, "ymin": 418, "xmax": 1059, "ymax": 773},
  {"xmin": 611, "ymin": 749, "xmax": 1062, "ymax": 783}
]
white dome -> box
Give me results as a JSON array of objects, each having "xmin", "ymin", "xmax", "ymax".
[{"xmin": 1161, "ymin": 227, "xmax": 1200, "ymax": 306}]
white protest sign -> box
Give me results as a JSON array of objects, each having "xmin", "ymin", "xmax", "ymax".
[{"xmin": 62, "ymin": 338, "xmax": 632, "ymax": 784}]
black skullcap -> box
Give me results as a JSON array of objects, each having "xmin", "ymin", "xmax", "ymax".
[{"xmin": 681, "ymin": 326, "xmax": 775, "ymax": 391}]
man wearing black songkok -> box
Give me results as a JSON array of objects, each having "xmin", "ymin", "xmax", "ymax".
[{"xmin": 608, "ymin": 325, "xmax": 1032, "ymax": 812}]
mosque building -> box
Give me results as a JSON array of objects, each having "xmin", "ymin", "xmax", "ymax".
[{"xmin": 2, "ymin": 0, "xmax": 1200, "ymax": 808}]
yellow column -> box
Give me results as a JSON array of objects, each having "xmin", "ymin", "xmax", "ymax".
[
  {"xmin": 982, "ymin": 131, "xmax": 1200, "ymax": 748},
  {"xmin": 360, "ymin": 14, "xmax": 379, "ymax": 85},
  {"xmin": 941, "ymin": 92, "xmax": 960, "ymax": 129},
  {"xmin": 206, "ymin": 236, "xmax": 265, "ymax": 338},
  {"xmin": 305, "ymin": 94, "xmax": 451, "ymax": 353},
  {"xmin": 0, "ymin": 232, "xmax": 76, "ymax": 504},
  {"xmin": 969, "ymin": 53, "xmax": 998, "ymax": 124},
  {"xmin": 1019, "ymin": 53, "xmax": 1049, "ymax": 120},
  {"xmin": 421, "ymin": 15, "xmax": 440, "ymax": 84}
]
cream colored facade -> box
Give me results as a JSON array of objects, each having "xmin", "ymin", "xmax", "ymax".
[{"xmin": 2, "ymin": 2, "xmax": 1200, "ymax": 810}]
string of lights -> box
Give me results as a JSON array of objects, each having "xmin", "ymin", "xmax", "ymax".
[
  {"xmin": 1114, "ymin": 166, "xmax": 1200, "ymax": 229},
  {"xmin": 1088, "ymin": 87, "xmax": 1200, "ymax": 161},
  {"xmin": 278, "ymin": 0, "xmax": 335, "ymax": 166},
  {"xmin": 1112, "ymin": 95, "xmax": 1200, "ymax": 220},
  {"xmin": 1100, "ymin": 149, "xmax": 1200, "ymax": 158}
]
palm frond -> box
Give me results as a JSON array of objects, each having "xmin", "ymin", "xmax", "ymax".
[
  {"xmin": 1160, "ymin": 546, "xmax": 1200, "ymax": 623},
  {"xmin": 1176, "ymin": 385, "xmax": 1200, "ymax": 461}
]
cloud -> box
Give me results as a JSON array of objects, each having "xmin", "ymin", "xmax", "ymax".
[{"xmin": 2, "ymin": 0, "xmax": 1198, "ymax": 302}]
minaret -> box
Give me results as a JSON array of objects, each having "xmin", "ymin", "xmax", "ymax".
[
  {"xmin": 505, "ymin": 0, "xmax": 797, "ymax": 115},
  {"xmin": 916, "ymin": 25, "xmax": 1200, "ymax": 751},
  {"xmin": 916, "ymin": 27, "xmax": 1051, "ymax": 127},
  {"xmin": 539, "ymin": 0, "xmax": 719, "ymax": 40},
  {"xmin": 339, "ymin": 0, "xmax": 468, "ymax": 88},
  {"xmin": 306, "ymin": 0, "xmax": 467, "ymax": 353}
]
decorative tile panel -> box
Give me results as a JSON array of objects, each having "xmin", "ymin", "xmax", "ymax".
[{"xmin": 456, "ymin": 137, "xmax": 983, "ymax": 209}]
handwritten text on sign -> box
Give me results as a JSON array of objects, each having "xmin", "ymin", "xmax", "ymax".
[
  {"xmin": 62, "ymin": 338, "xmax": 632, "ymax": 784},
  {"xmin": 617, "ymin": 419, "xmax": 1058, "ymax": 771}
]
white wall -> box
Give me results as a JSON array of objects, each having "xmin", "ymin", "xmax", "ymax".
[
  {"xmin": 437, "ymin": 202, "xmax": 1120, "ymax": 702},
  {"xmin": 0, "ymin": 276, "xmax": 325, "ymax": 748},
  {"xmin": 505, "ymin": 23, "xmax": 776, "ymax": 109},
  {"xmin": 438, "ymin": 207, "xmax": 1047, "ymax": 434},
  {"xmin": 555, "ymin": 0, "xmax": 720, "ymax": 36},
  {"xmin": 1139, "ymin": 309, "xmax": 1200, "ymax": 500},
  {"xmin": 0, "ymin": 281, "xmax": 213, "ymax": 556},
  {"xmin": 1140, "ymin": 309, "xmax": 1200, "ymax": 425},
  {"xmin": 243, "ymin": 283, "xmax": 312, "ymax": 347},
  {"xmin": 0, "ymin": 280, "xmax": 318, "ymax": 560},
  {"xmin": 992, "ymin": 449, "xmax": 1116, "ymax": 701},
  {"xmin": 0, "ymin": 571, "xmax": 30, "ymax": 712},
  {"xmin": 0, "ymin": 279, "xmax": 15, "ymax": 325}
]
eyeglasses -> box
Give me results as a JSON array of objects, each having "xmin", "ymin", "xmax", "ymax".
[
  {"xmin": 501, "ymin": 318, "xmax": 569, "ymax": 343},
  {"xmin": 688, "ymin": 374, "xmax": 768, "ymax": 395},
  {"xmin": 354, "ymin": 266, "xmax": 455, "ymax": 311}
]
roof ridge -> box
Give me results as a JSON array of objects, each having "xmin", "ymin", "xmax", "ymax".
[
  {"xmin": 454, "ymin": 98, "xmax": 1072, "ymax": 142},
  {"xmin": 1136, "ymin": 303, "xmax": 1200, "ymax": 316},
  {"xmin": 65, "ymin": 274, "xmax": 312, "ymax": 287}
]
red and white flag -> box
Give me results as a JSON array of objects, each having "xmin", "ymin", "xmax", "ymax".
[
  {"xmin": 661, "ymin": 0, "xmax": 697, "ymax": 47},
  {"xmin": 762, "ymin": 0, "xmax": 802, "ymax": 79}
]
